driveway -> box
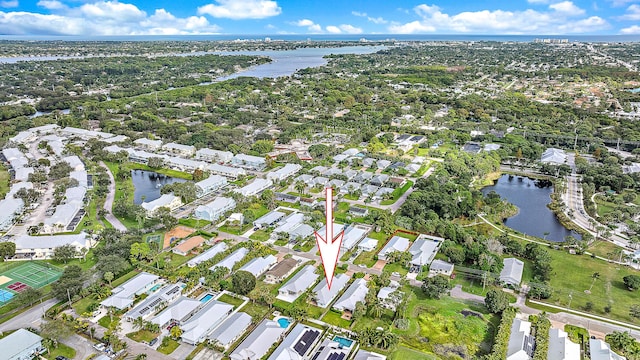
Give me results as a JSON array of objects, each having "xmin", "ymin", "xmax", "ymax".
[{"xmin": 99, "ymin": 161, "xmax": 127, "ymax": 231}]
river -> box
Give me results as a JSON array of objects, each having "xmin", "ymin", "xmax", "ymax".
[{"xmin": 482, "ymin": 175, "xmax": 581, "ymax": 242}]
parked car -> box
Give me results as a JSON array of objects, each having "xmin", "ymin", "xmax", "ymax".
[
  {"xmin": 56, "ymin": 356, "xmax": 69, "ymax": 360},
  {"xmin": 93, "ymin": 343, "xmax": 106, "ymax": 352},
  {"xmin": 149, "ymin": 337, "xmax": 159, "ymax": 346}
]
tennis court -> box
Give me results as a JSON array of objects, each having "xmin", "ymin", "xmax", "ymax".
[{"xmin": 0, "ymin": 262, "xmax": 62, "ymax": 305}]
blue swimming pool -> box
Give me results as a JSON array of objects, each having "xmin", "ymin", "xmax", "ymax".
[
  {"xmin": 200, "ymin": 294, "xmax": 214, "ymax": 303},
  {"xmin": 333, "ymin": 336, "xmax": 354, "ymax": 348},
  {"xmin": 149, "ymin": 284, "xmax": 161, "ymax": 293},
  {"xmin": 277, "ymin": 317, "xmax": 291, "ymax": 328}
]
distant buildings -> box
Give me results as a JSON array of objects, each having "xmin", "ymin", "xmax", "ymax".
[
  {"xmin": 195, "ymin": 148, "xmax": 233, "ymax": 163},
  {"xmin": 12, "ymin": 233, "xmax": 91, "ymax": 260},
  {"xmin": 267, "ymin": 163, "xmax": 303, "ymax": 182},
  {"xmin": 541, "ymin": 148, "xmax": 568, "ymax": 165},
  {"xmin": 134, "ymin": 138, "xmax": 163, "ymax": 151},
  {"xmin": 162, "ymin": 142, "xmax": 196, "ymax": 157},
  {"xmin": 232, "ymin": 153, "xmax": 266, "ymax": 170}
]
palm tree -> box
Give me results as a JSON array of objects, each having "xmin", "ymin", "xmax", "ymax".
[
  {"xmin": 368, "ymin": 300, "xmax": 384, "ymax": 318},
  {"xmin": 589, "ymin": 272, "xmax": 600, "ymax": 291},
  {"xmin": 133, "ymin": 317, "xmax": 145, "ymax": 331},
  {"xmin": 295, "ymin": 181, "xmax": 306, "ymax": 196}
]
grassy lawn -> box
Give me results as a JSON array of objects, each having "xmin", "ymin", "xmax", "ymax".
[
  {"xmin": 321, "ymin": 310, "xmax": 352, "ymax": 328},
  {"xmin": 46, "ymin": 343, "xmax": 76, "ymax": 360},
  {"xmin": 588, "ymin": 240, "xmax": 626, "ymax": 261},
  {"xmin": 383, "ymin": 262, "xmax": 409, "ymax": 276},
  {"xmin": 112, "ymin": 269, "xmax": 140, "ymax": 287},
  {"xmin": 389, "ymin": 347, "xmax": 438, "ymax": 360},
  {"xmin": 414, "ymin": 162, "xmax": 432, "ymax": 177},
  {"xmin": 0, "ymin": 164, "xmax": 9, "ymax": 198},
  {"xmin": 541, "ymin": 248, "xmax": 640, "ymax": 325},
  {"xmin": 344, "ymin": 193, "xmax": 360, "ymax": 201},
  {"xmin": 72, "ymin": 296, "xmax": 99, "ymax": 316},
  {"xmin": 219, "ymin": 293, "xmax": 244, "ymax": 308},
  {"xmin": 380, "ymin": 180, "xmax": 414, "ymax": 205},
  {"xmin": 158, "ymin": 338, "xmax": 180, "ymax": 355},
  {"xmin": 179, "ymin": 218, "xmax": 210, "ymax": 229},
  {"xmin": 98, "ymin": 314, "xmax": 118, "ymax": 328},
  {"xmin": 240, "ymin": 301, "xmax": 271, "ymax": 321},
  {"xmin": 249, "ymin": 230, "xmax": 271, "ymax": 241},
  {"xmin": 307, "ymin": 305, "xmax": 324, "ymax": 320},
  {"xmin": 126, "ymin": 329, "xmax": 159, "ymax": 343}
]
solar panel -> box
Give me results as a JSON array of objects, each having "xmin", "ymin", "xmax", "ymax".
[{"xmin": 293, "ymin": 329, "xmax": 320, "ymax": 356}]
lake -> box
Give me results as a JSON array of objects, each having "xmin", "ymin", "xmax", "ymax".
[
  {"xmin": 481, "ymin": 175, "xmax": 581, "ymax": 242},
  {"xmin": 131, "ymin": 170, "xmax": 185, "ymax": 205}
]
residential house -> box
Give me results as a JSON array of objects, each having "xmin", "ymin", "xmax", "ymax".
[
  {"xmin": 62, "ymin": 156, "xmax": 85, "ymax": 172},
  {"xmin": 100, "ymin": 272, "xmax": 160, "ymax": 310},
  {"xmin": 589, "ymin": 339, "xmax": 626, "ymax": 360},
  {"xmin": 277, "ymin": 265, "xmax": 319, "ymax": 302},
  {"xmin": 134, "ymin": 138, "xmax": 163, "ymax": 151},
  {"xmin": 271, "ymin": 213, "xmax": 313, "ymax": 241},
  {"xmin": 408, "ymin": 234, "xmax": 443, "ymax": 267},
  {"xmin": 141, "ymin": 193, "xmax": 182, "ymax": 216},
  {"xmin": 349, "ymin": 207, "xmax": 369, "ymax": 218},
  {"xmin": 353, "ymin": 172, "xmax": 373, "ymax": 183},
  {"xmin": 124, "ymin": 282, "xmax": 184, "ymax": 321},
  {"xmin": 429, "ymin": 260, "xmax": 454, "ymax": 277},
  {"xmin": 295, "ymin": 174, "xmax": 314, "ymax": 186},
  {"xmin": 254, "ymin": 211, "xmax": 286, "ymax": 229},
  {"xmin": 11, "ymin": 233, "xmax": 90, "ymax": 260},
  {"xmin": 376, "ymin": 159, "xmax": 391, "ymax": 170},
  {"xmin": 239, "ymin": 255, "xmax": 277, "ymax": 277},
  {"xmin": 264, "ymin": 258, "xmax": 298, "ymax": 284},
  {"xmin": 309, "ymin": 165, "xmax": 328, "ymax": 174},
  {"xmin": 323, "ymin": 168, "xmax": 342, "ymax": 178},
  {"xmin": 61, "ymin": 127, "xmax": 113, "ymax": 140},
  {"xmin": 310, "ymin": 338, "xmax": 352, "ymax": 360},
  {"xmin": 196, "ymin": 148, "xmax": 233, "ymax": 163},
  {"xmin": 507, "ymin": 318, "xmax": 535, "ymax": 360},
  {"xmin": 42, "ymin": 186, "xmax": 86, "ymax": 234},
  {"xmin": 377, "ymin": 281, "xmax": 402, "ymax": 310},
  {"xmin": 162, "ymin": 142, "xmax": 196, "ymax": 157},
  {"xmin": 194, "ymin": 197, "xmax": 236, "ymax": 222},
  {"xmin": 358, "ymin": 237, "xmax": 378, "ymax": 252},
  {"xmin": 181, "ymin": 300, "xmax": 234, "ymax": 345},
  {"xmin": 500, "ymin": 258, "xmax": 525, "ymax": 287},
  {"xmin": 371, "ymin": 174, "xmax": 390, "ymax": 187},
  {"xmin": 0, "ymin": 197, "xmax": 24, "ymax": 231},
  {"xmin": 207, "ymin": 163, "xmax": 246, "ymax": 179},
  {"xmin": 195, "ymin": 175, "xmax": 227, "ymax": 198},
  {"xmin": 230, "ymin": 319, "xmax": 286, "ymax": 360},
  {"xmin": 232, "ymin": 153, "xmax": 266, "ymax": 170},
  {"xmin": 341, "ymin": 225, "xmax": 368, "ymax": 253},
  {"xmin": 187, "ymin": 242, "xmax": 228, "ymax": 267},
  {"xmin": 328, "ymin": 179, "xmax": 345, "ymax": 189},
  {"xmin": 210, "ymin": 247, "xmax": 249, "ymax": 272},
  {"xmin": 267, "ymin": 324, "xmax": 322, "ymax": 360},
  {"xmin": 166, "ymin": 157, "xmax": 205, "ymax": 172},
  {"xmin": 340, "ymin": 182, "xmax": 361, "ymax": 194},
  {"xmin": 541, "ymin": 148, "xmax": 568, "ymax": 165},
  {"xmin": 233, "ymin": 178, "xmax": 273, "ymax": 197},
  {"xmin": 548, "ymin": 328, "xmax": 581, "ymax": 360},
  {"xmin": 208, "ymin": 312, "xmax": 252, "ymax": 349},
  {"xmin": 312, "ymin": 273, "xmax": 350, "ymax": 308},
  {"xmin": 267, "ymin": 164, "xmax": 302, "ymax": 182},
  {"xmin": 354, "ymin": 350, "xmax": 387, "ymax": 360},
  {"xmin": 362, "ymin": 158, "xmax": 376, "ymax": 168},
  {"xmin": 150, "ymin": 297, "xmax": 202, "ymax": 329},
  {"xmin": 172, "ymin": 236, "xmax": 206, "ymax": 256},
  {"xmin": 332, "ymin": 278, "xmax": 368, "ymax": 317},
  {"xmin": 0, "ymin": 328, "xmax": 46, "ymax": 360},
  {"xmin": 378, "ymin": 236, "xmax": 411, "ymax": 261},
  {"xmin": 343, "ymin": 169, "xmax": 358, "ymax": 180},
  {"xmin": 275, "ymin": 192, "xmax": 299, "ymax": 203},
  {"xmin": 102, "ymin": 135, "xmax": 129, "ymax": 144}
]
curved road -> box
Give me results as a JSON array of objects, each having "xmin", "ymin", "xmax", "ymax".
[{"xmin": 99, "ymin": 161, "xmax": 127, "ymax": 232}]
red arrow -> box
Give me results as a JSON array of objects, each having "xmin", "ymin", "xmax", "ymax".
[{"xmin": 314, "ymin": 187, "xmax": 344, "ymax": 290}]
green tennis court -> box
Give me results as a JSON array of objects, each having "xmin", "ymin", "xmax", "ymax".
[{"xmin": 0, "ymin": 262, "xmax": 62, "ymax": 305}]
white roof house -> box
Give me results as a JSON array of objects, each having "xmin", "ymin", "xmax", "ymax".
[
  {"xmin": 343, "ymin": 148, "xmax": 359, "ymax": 156},
  {"xmin": 208, "ymin": 312, "xmax": 252, "ymax": 349},
  {"xmin": 267, "ymin": 323, "xmax": 322, "ymax": 360},
  {"xmin": 195, "ymin": 175, "xmax": 227, "ymax": 198},
  {"xmin": 254, "ymin": 211, "xmax": 286, "ymax": 228},
  {"xmin": 0, "ymin": 197, "xmax": 24, "ymax": 231},
  {"xmin": 548, "ymin": 328, "xmax": 581, "ymax": 360},
  {"xmin": 181, "ymin": 300, "xmax": 234, "ymax": 345},
  {"xmin": 230, "ymin": 319, "xmax": 286, "ymax": 360},
  {"xmin": 354, "ymin": 350, "xmax": 387, "ymax": 360},
  {"xmin": 232, "ymin": 153, "xmax": 267, "ymax": 170},
  {"xmin": 124, "ymin": 282, "xmax": 184, "ymax": 321},
  {"xmin": 429, "ymin": 260, "xmax": 454, "ymax": 277},
  {"xmin": 377, "ymin": 281, "xmax": 402, "ymax": 310},
  {"xmin": 62, "ymin": 155, "xmax": 85, "ymax": 171},
  {"xmin": 277, "ymin": 265, "xmax": 319, "ymax": 302},
  {"xmin": 61, "ymin": 127, "xmax": 113, "ymax": 140},
  {"xmin": 408, "ymin": 234, "xmax": 443, "ymax": 266},
  {"xmin": 70, "ymin": 170, "xmax": 88, "ymax": 188},
  {"xmin": 358, "ymin": 237, "xmax": 378, "ymax": 252},
  {"xmin": 194, "ymin": 197, "xmax": 236, "ymax": 222},
  {"xmin": 151, "ymin": 297, "xmax": 202, "ymax": 328},
  {"xmin": 100, "ymin": 272, "xmax": 160, "ymax": 310},
  {"xmin": 0, "ymin": 328, "xmax": 46, "ymax": 360},
  {"xmin": 210, "ymin": 247, "xmax": 249, "ymax": 271},
  {"xmin": 12, "ymin": 232, "xmax": 90, "ymax": 260},
  {"xmin": 134, "ymin": 138, "xmax": 163, "ymax": 150},
  {"xmin": 102, "ymin": 135, "xmax": 129, "ymax": 144},
  {"xmin": 14, "ymin": 167, "xmax": 34, "ymax": 182},
  {"xmin": 378, "ymin": 236, "xmax": 411, "ymax": 260},
  {"xmin": 267, "ymin": 164, "xmax": 303, "ymax": 182},
  {"xmin": 162, "ymin": 142, "xmax": 196, "ymax": 156},
  {"xmin": 166, "ymin": 157, "xmax": 206, "ymax": 172},
  {"xmin": 333, "ymin": 278, "xmax": 368, "ymax": 313},
  {"xmin": 233, "ymin": 178, "xmax": 273, "ymax": 197},
  {"xmin": 541, "ymin": 148, "xmax": 568, "ymax": 165},
  {"xmin": 43, "ymin": 201, "xmax": 82, "ymax": 233},
  {"xmin": 239, "ymin": 255, "xmax": 277, "ymax": 277},
  {"xmin": 500, "ymin": 258, "xmax": 525, "ymax": 287},
  {"xmin": 187, "ymin": 242, "xmax": 228, "ymax": 267},
  {"xmin": 312, "ymin": 273, "xmax": 350, "ymax": 308},
  {"xmin": 507, "ymin": 319, "xmax": 535, "ymax": 360},
  {"xmin": 196, "ymin": 148, "xmax": 234, "ymax": 163},
  {"xmin": 141, "ymin": 193, "xmax": 182, "ymax": 216},
  {"xmin": 207, "ymin": 163, "xmax": 246, "ymax": 179},
  {"xmin": 589, "ymin": 339, "xmax": 626, "ymax": 360},
  {"xmin": 341, "ymin": 225, "xmax": 368, "ymax": 252}
]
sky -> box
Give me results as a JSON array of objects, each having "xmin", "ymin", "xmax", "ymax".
[{"xmin": 0, "ymin": 0, "xmax": 638, "ymax": 36}]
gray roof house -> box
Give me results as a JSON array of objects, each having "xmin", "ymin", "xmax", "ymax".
[
  {"xmin": 500, "ymin": 258, "xmax": 525, "ymax": 287},
  {"xmin": 100, "ymin": 272, "xmax": 160, "ymax": 310},
  {"xmin": 548, "ymin": 328, "xmax": 580, "ymax": 360},
  {"xmin": 371, "ymin": 174, "xmax": 390, "ymax": 187},
  {"xmin": 195, "ymin": 175, "xmax": 227, "ymax": 198},
  {"xmin": 187, "ymin": 242, "xmax": 228, "ymax": 267},
  {"xmin": 230, "ymin": 319, "xmax": 286, "ymax": 360},
  {"xmin": 267, "ymin": 323, "xmax": 322, "ymax": 360},
  {"xmin": 376, "ymin": 159, "xmax": 391, "ymax": 170},
  {"xmin": 210, "ymin": 247, "xmax": 249, "ymax": 272},
  {"xmin": 254, "ymin": 211, "xmax": 286, "ymax": 228},
  {"xmin": 378, "ymin": 236, "xmax": 411, "ymax": 260},
  {"xmin": 429, "ymin": 260, "xmax": 454, "ymax": 277},
  {"xmin": 239, "ymin": 255, "xmax": 277, "ymax": 277},
  {"xmin": 312, "ymin": 273, "xmax": 350, "ymax": 308},
  {"xmin": 541, "ymin": 148, "xmax": 568, "ymax": 165},
  {"xmin": 208, "ymin": 312, "xmax": 252, "ymax": 349},
  {"xmin": 277, "ymin": 265, "xmax": 319, "ymax": 303},
  {"xmin": 150, "ymin": 297, "xmax": 202, "ymax": 328},
  {"xmin": 507, "ymin": 318, "xmax": 535, "ymax": 360},
  {"xmin": 408, "ymin": 234, "xmax": 443, "ymax": 267},
  {"xmin": 341, "ymin": 225, "xmax": 368, "ymax": 252},
  {"xmin": 124, "ymin": 282, "xmax": 184, "ymax": 321},
  {"xmin": 332, "ymin": 278, "xmax": 368, "ymax": 313},
  {"xmin": 589, "ymin": 339, "xmax": 625, "ymax": 360},
  {"xmin": 181, "ymin": 300, "xmax": 234, "ymax": 345},
  {"xmin": 0, "ymin": 328, "xmax": 46, "ymax": 360}
]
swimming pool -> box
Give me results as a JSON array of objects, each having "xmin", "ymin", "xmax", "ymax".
[
  {"xmin": 200, "ymin": 294, "xmax": 214, "ymax": 303},
  {"xmin": 148, "ymin": 284, "xmax": 161, "ymax": 293},
  {"xmin": 333, "ymin": 336, "xmax": 354, "ymax": 348},
  {"xmin": 277, "ymin": 317, "xmax": 291, "ymax": 328}
]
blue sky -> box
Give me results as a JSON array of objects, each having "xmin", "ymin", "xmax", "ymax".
[{"xmin": 0, "ymin": 0, "xmax": 638, "ymax": 35}]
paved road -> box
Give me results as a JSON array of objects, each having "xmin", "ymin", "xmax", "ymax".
[
  {"xmin": 0, "ymin": 298, "xmax": 57, "ymax": 332},
  {"xmin": 99, "ymin": 161, "xmax": 127, "ymax": 231},
  {"xmin": 65, "ymin": 334, "xmax": 97, "ymax": 360}
]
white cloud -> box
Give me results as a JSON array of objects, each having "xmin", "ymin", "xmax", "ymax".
[
  {"xmin": 367, "ymin": 16, "xmax": 387, "ymax": 24},
  {"xmin": 549, "ymin": 1, "xmax": 585, "ymax": 15},
  {"xmin": 621, "ymin": 24, "xmax": 640, "ymax": 33},
  {"xmin": 388, "ymin": 3, "xmax": 609, "ymax": 34},
  {"xmin": 37, "ymin": 0, "xmax": 66, "ymax": 10},
  {"xmin": 352, "ymin": 11, "xmax": 366, "ymax": 17},
  {"xmin": 326, "ymin": 25, "xmax": 340, "ymax": 33},
  {"xmin": 197, "ymin": 0, "xmax": 280, "ymax": 19},
  {"xmin": 338, "ymin": 24, "xmax": 362, "ymax": 33},
  {"xmin": 0, "ymin": 1, "xmax": 221, "ymax": 35},
  {"xmin": 528, "ymin": 0, "xmax": 551, "ymax": 3},
  {"xmin": 0, "ymin": 0, "xmax": 18, "ymax": 8},
  {"xmin": 609, "ymin": 0, "xmax": 639, "ymax": 7},
  {"xmin": 618, "ymin": 4, "xmax": 640, "ymax": 19},
  {"xmin": 291, "ymin": 18, "xmax": 322, "ymax": 33}
]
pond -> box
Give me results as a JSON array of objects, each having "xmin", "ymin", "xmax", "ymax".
[
  {"xmin": 481, "ymin": 175, "xmax": 581, "ymax": 242},
  {"xmin": 131, "ymin": 170, "xmax": 185, "ymax": 205}
]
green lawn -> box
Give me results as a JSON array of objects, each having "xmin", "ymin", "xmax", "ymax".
[
  {"xmin": 414, "ymin": 162, "xmax": 432, "ymax": 177},
  {"xmin": 321, "ymin": 310, "xmax": 352, "ymax": 328},
  {"xmin": 111, "ymin": 270, "xmax": 140, "ymax": 287},
  {"xmin": 389, "ymin": 347, "xmax": 438, "ymax": 360},
  {"xmin": 219, "ymin": 202, "xmax": 268, "ymax": 235},
  {"xmin": 98, "ymin": 314, "xmax": 118, "ymax": 328},
  {"xmin": 588, "ymin": 240, "xmax": 626, "ymax": 261},
  {"xmin": 239, "ymin": 301, "xmax": 271, "ymax": 321},
  {"xmin": 158, "ymin": 338, "xmax": 180, "ymax": 355},
  {"xmin": 179, "ymin": 218, "xmax": 210, "ymax": 229},
  {"xmin": 0, "ymin": 164, "xmax": 10, "ymax": 198},
  {"xmin": 46, "ymin": 343, "xmax": 76, "ymax": 360},
  {"xmin": 380, "ymin": 181, "xmax": 414, "ymax": 205},
  {"xmin": 249, "ymin": 230, "xmax": 271, "ymax": 241},
  {"xmin": 72, "ymin": 296, "xmax": 99, "ymax": 316},
  {"xmin": 219, "ymin": 293, "xmax": 244, "ymax": 308},
  {"xmin": 126, "ymin": 329, "xmax": 159, "ymax": 343},
  {"xmin": 383, "ymin": 262, "xmax": 409, "ymax": 276}
]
